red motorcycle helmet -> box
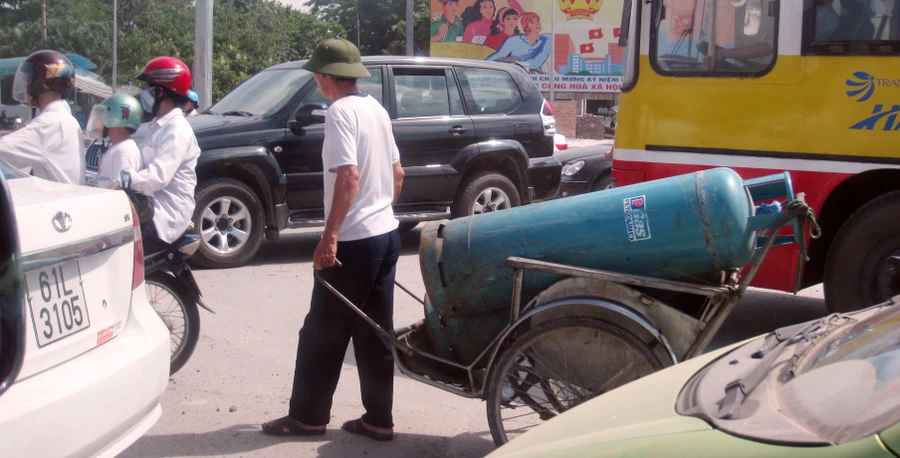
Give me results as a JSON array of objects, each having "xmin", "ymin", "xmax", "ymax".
[{"xmin": 136, "ymin": 56, "xmax": 192, "ymax": 96}]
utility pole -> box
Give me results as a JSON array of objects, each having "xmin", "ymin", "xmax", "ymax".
[
  {"xmin": 41, "ymin": 0, "xmax": 47, "ymax": 47},
  {"xmin": 112, "ymin": 0, "xmax": 117, "ymax": 92},
  {"xmin": 194, "ymin": 0, "xmax": 213, "ymax": 111},
  {"xmin": 406, "ymin": 0, "xmax": 413, "ymax": 56},
  {"xmin": 356, "ymin": 0, "xmax": 361, "ymax": 48}
]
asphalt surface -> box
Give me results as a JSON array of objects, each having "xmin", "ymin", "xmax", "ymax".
[{"xmin": 121, "ymin": 227, "xmax": 827, "ymax": 458}]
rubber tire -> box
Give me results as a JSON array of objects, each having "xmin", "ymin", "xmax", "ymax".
[
  {"xmin": 590, "ymin": 173, "xmax": 614, "ymax": 192},
  {"xmin": 192, "ymin": 178, "xmax": 265, "ymax": 269},
  {"xmin": 147, "ymin": 272, "xmax": 200, "ymax": 375},
  {"xmin": 824, "ymin": 191, "xmax": 900, "ymax": 313},
  {"xmin": 485, "ymin": 317, "xmax": 664, "ymax": 446},
  {"xmin": 451, "ymin": 171, "xmax": 521, "ymax": 219},
  {"xmin": 397, "ymin": 222, "xmax": 418, "ymax": 232}
]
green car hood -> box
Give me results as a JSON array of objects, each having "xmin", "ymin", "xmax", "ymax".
[
  {"xmin": 489, "ymin": 340, "xmax": 896, "ymax": 458},
  {"xmin": 489, "ymin": 346, "xmax": 731, "ymax": 458}
]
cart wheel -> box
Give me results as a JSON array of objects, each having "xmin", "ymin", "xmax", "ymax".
[{"xmin": 486, "ymin": 317, "xmax": 665, "ymax": 446}]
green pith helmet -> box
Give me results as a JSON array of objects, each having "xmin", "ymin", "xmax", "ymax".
[
  {"xmin": 100, "ymin": 93, "xmax": 143, "ymax": 131},
  {"xmin": 302, "ymin": 38, "xmax": 371, "ymax": 79}
]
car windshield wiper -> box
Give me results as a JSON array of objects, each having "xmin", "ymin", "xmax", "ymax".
[
  {"xmin": 220, "ymin": 111, "xmax": 254, "ymax": 117},
  {"xmin": 716, "ymin": 313, "xmax": 856, "ymax": 420}
]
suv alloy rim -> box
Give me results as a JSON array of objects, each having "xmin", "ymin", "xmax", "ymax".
[
  {"xmin": 200, "ymin": 196, "xmax": 253, "ymax": 254},
  {"xmin": 473, "ymin": 187, "xmax": 512, "ymax": 215}
]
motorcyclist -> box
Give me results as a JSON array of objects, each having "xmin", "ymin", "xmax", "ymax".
[
  {"xmin": 123, "ymin": 56, "xmax": 200, "ymax": 254},
  {"xmin": 183, "ymin": 90, "xmax": 200, "ymax": 117},
  {"xmin": 86, "ymin": 94, "xmax": 144, "ymax": 189},
  {"xmin": 0, "ymin": 50, "xmax": 85, "ymax": 184}
]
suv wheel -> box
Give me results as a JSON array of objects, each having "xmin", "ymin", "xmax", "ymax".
[
  {"xmin": 191, "ymin": 178, "xmax": 265, "ymax": 269},
  {"xmin": 452, "ymin": 171, "xmax": 521, "ymax": 218}
]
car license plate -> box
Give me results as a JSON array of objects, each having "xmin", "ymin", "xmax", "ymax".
[{"xmin": 25, "ymin": 260, "xmax": 91, "ymax": 347}]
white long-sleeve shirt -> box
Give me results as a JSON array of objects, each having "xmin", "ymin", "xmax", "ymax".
[
  {"xmin": 95, "ymin": 138, "xmax": 142, "ymax": 189},
  {"xmin": 130, "ymin": 108, "xmax": 200, "ymax": 243},
  {"xmin": 0, "ymin": 100, "xmax": 85, "ymax": 184}
]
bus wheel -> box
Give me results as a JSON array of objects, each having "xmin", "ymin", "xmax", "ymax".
[{"xmin": 824, "ymin": 190, "xmax": 900, "ymax": 313}]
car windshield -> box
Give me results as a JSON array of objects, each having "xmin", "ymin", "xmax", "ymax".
[
  {"xmin": 778, "ymin": 303, "xmax": 900, "ymax": 444},
  {"xmin": 0, "ymin": 162, "xmax": 27, "ymax": 180},
  {"xmin": 207, "ymin": 68, "xmax": 313, "ymax": 117}
]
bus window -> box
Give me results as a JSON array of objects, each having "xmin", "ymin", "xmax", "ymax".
[
  {"xmin": 651, "ymin": 0, "xmax": 778, "ymax": 76},
  {"xmin": 805, "ymin": 0, "xmax": 900, "ymax": 54}
]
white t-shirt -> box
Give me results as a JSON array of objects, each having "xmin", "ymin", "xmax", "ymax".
[
  {"xmin": 96, "ymin": 138, "xmax": 142, "ymax": 188},
  {"xmin": 0, "ymin": 100, "xmax": 85, "ymax": 184},
  {"xmin": 322, "ymin": 93, "xmax": 400, "ymax": 242}
]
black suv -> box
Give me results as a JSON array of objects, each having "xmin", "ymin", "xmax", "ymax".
[{"xmin": 90, "ymin": 57, "xmax": 561, "ymax": 268}]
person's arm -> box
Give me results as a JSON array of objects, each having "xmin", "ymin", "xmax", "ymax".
[
  {"xmin": 508, "ymin": 0, "xmax": 523, "ymax": 14},
  {"xmin": 128, "ymin": 127, "xmax": 189, "ymax": 196},
  {"xmin": 525, "ymin": 35, "xmax": 553, "ymax": 69},
  {"xmin": 314, "ymin": 164, "xmax": 359, "ymax": 270},
  {"xmin": 0, "ymin": 119, "xmax": 47, "ymax": 173},
  {"xmin": 431, "ymin": 20, "xmax": 449, "ymax": 42},
  {"xmin": 463, "ymin": 22, "xmax": 476, "ymax": 43},
  {"xmin": 392, "ymin": 161, "xmax": 404, "ymax": 206},
  {"xmin": 486, "ymin": 37, "xmax": 516, "ymax": 61}
]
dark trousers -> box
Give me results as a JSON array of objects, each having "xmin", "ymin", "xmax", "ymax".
[
  {"xmin": 289, "ymin": 229, "xmax": 401, "ymax": 429},
  {"xmin": 140, "ymin": 221, "xmax": 171, "ymax": 255}
]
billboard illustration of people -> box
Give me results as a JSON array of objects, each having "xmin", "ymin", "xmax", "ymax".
[{"xmin": 430, "ymin": 0, "xmax": 624, "ymax": 93}]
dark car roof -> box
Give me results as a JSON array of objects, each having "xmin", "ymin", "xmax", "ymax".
[
  {"xmin": 554, "ymin": 143, "xmax": 613, "ymax": 163},
  {"xmin": 267, "ymin": 56, "xmax": 530, "ymax": 73}
]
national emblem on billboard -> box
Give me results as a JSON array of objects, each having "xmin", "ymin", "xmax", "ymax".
[{"xmin": 557, "ymin": 0, "xmax": 605, "ymax": 20}]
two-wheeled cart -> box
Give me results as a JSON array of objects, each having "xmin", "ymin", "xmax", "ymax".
[{"xmin": 317, "ymin": 169, "xmax": 817, "ymax": 446}]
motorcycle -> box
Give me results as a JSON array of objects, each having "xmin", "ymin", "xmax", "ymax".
[
  {"xmin": 119, "ymin": 171, "xmax": 213, "ymax": 375},
  {"xmin": 144, "ymin": 234, "xmax": 213, "ymax": 375}
]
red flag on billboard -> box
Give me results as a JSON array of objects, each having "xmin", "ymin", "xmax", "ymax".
[
  {"xmin": 613, "ymin": 27, "xmax": 621, "ymax": 38},
  {"xmin": 588, "ymin": 28, "xmax": 603, "ymax": 40},
  {"xmin": 580, "ymin": 42, "xmax": 595, "ymax": 54}
]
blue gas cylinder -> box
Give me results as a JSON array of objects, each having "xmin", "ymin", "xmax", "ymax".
[{"xmin": 418, "ymin": 168, "xmax": 795, "ymax": 364}]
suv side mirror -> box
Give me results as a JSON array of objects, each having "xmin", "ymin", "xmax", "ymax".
[{"xmin": 293, "ymin": 103, "xmax": 328, "ymax": 129}]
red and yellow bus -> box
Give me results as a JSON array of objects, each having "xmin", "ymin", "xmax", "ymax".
[{"xmin": 613, "ymin": 0, "xmax": 900, "ymax": 312}]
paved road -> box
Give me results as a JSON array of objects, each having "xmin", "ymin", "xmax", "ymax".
[{"xmin": 121, "ymin": 227, "xmax": 827, "ymax": 458}]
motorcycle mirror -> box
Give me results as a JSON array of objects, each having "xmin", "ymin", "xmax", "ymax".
[{"xmin": 119, "ymin": 170, "xmax": 132, "ymax": 190}]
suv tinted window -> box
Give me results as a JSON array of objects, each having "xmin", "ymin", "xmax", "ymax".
[
  {"xmin": 394, "ymin": 68, "xmax": 453, "ymax": 119},
  {"xmin": 457, "ymin": 67, "xmax": 521, "ymax": 114},
  {"xmin": 303, "ymin": 67, "xmax": 384, "ymax": 107}
]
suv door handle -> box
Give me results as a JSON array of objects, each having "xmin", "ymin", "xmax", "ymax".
[{"xmin": 449, "ymin": 125, "xmax": 468, "ymax": 135}]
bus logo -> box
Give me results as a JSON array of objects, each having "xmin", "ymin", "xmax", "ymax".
[
  {"xmin": 624, "ymin": 195, "xmax": 651, "ymax": 242},
  {"xmin": 846, "ymin": 72, "xmax": 875, "ymax": 102}
]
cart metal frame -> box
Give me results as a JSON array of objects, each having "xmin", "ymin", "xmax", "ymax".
[{"xmin": 315, "ymin": 202, "xmax": 811, "ymax": 401}]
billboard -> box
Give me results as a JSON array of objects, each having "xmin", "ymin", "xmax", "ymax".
[{"xmin": 429, "ymin": 0, "xmax": 624, "ymax": 93}]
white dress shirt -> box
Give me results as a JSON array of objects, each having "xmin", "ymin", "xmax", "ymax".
[
  {"xmin": 130, "ymin": 108, "xmax": 200, "ymax": 243},
  {"xmin": 96, "ymin": 138, "xmax": 142, "ymax": 189},
  {"xmin": 0, "ymin": 100, "xmax": 86, "ymax": 184}
]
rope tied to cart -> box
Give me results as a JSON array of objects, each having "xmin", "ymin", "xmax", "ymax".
[{"xmin": 785, "ymin": 196, "xmax": 822, "ymax": 293}]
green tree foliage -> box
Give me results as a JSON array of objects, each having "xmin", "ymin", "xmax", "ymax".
[
  {"xmin": 0, "ymin": 0, "xmax": 343, "ymax": 103},
  {"xmin": 309, "ymin": 0, "xmax": 431, "ymax": 56}
]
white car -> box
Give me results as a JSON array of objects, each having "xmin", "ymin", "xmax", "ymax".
[{"xmin": 0, "ymin": 162, "xmax": 169, "ymax": 458}]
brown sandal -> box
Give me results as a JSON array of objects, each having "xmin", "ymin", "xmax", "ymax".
[{"xmin": 261, "ymin": 416, "xmax": 326, "ymax": 436}]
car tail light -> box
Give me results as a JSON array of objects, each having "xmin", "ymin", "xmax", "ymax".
[
  {"xmin": 556, "ymin": 143, "xmax": 568, "ymax": 151},
  {"xmin": 542, "ymin": 100, "xmax": 554, "ymax": 116},
  {"xmin": 131, "ymin": 203, "xmax": 144, "ymax": 290}
]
